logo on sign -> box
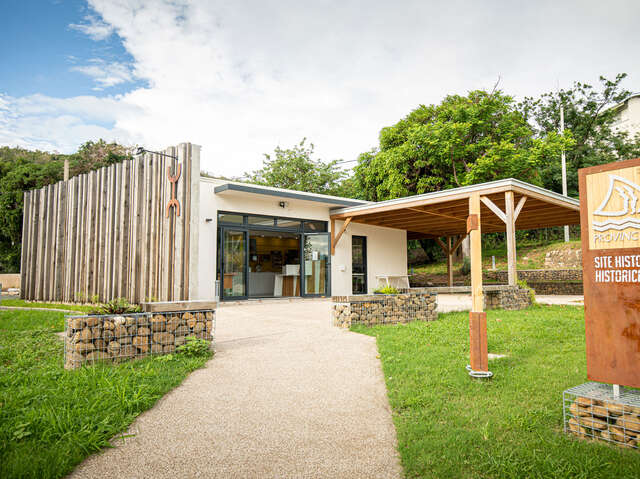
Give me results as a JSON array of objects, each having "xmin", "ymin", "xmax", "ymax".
[{"xmin": 593, "ymin": 174, "xmax": 640, "ymax": 232}]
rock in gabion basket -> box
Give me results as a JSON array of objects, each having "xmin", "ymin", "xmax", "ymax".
[{"xmin": 64, "ymin": 310, "xmax": 215, "ymax": 369}]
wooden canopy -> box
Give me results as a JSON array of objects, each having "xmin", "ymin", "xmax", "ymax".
[
  {"xmin": 329, "ymin": 178, "xmax": 580, "ymax": 239},
  {"xmin": 329, "ymin": 178, "xmax": 581, "ymax": 377}
]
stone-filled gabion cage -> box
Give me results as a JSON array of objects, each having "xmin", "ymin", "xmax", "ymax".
[
  {"xmin": 332, "ymin": 292, "xmax": 437, "ymax": 328},
  {"xmin": 64, "ymin": 309, "xmax": 215, "ymax": 369},
  {"xmin": 563, "ymin": 382, "xmax": 640, "ymax": 450}
]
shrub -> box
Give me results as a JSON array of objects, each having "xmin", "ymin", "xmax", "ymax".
[
  {"xmin": 460, "ymin": 256, "xmax": 471, "ymax": 275},
  {"xmin": 517, "ymin": 279, "xmax": 537, "ymax": 305},
  {"xmin": 89, "ymin": 297, "xmax": 142, "ymax": 315},
  {"xmin": 374, "ymin": 285, "xmax": 400, "ymax": 295},
  {"xmin": 177, "ymin": 336, "xmax": 211, "ymax": 357}
]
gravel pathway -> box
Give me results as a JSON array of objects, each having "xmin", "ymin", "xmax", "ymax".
[{"xmin": 69, "ymin": 300, "xmax": 402, "ymax": 479}]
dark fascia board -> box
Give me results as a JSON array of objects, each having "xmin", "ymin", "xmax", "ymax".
[{"xmin": 213, "ymin": 183, "xmax": 367, "ymax": 207}]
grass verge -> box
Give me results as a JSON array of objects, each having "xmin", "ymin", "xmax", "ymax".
[
  {"xmin": 0, "ymin": 298, "xmax": 94, "ymax": 313},
  {"xmin": 352, "ymin": 305, "xmax": 640, "ymax": 478},
  {"xmin": 0, "ymin": 309, "xmax": 211, "ymax": 479}
]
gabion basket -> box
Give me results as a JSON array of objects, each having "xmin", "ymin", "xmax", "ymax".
[
  {"xmin": 64, "ymin": 309, "xmax": 215, "ymax": 369},
  {"xmin": 563, "ymin": 382, "xmax": 640, "ymax": 450}
]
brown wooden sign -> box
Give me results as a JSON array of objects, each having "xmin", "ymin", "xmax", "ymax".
[{"xmin": 579, "ymin": 158, "xmax": 640, "ymax": 388}]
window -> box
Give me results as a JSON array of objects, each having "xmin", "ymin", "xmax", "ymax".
[
  {"xmin": 276, "ymin": 218, "xmax": 302, "ymax": 229},
  {"xmin": 248, "ymin": 215, "xmax": 275, "ymax": 226},
  {"xmin": 304, "ymin": 220, "xmax": 327, "ymax": 232},
  {"xmin": 352, "ymin": 236, "xmax": 367, "ymax": 294},
  {"xmin": 218, "ymin": 213, "xmax": 243, "ymax": 224}
]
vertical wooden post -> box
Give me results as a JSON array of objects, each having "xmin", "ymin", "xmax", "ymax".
[
  {"xmin": 469, "ymin": 193, "xmax": 488, "ymax": 373},
  {"xmin": 505, "ymin": 191, "xmax": 517, "ymax": 287},
  {"xmin": 447, "ymin": 236, "xmax": 453, "ymax": 287}
]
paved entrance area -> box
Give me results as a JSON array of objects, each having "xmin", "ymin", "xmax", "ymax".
[
  {"xmin": 70, "ymin": 300, "xmax": 402, "ymax": 479},
  {"xmin": 437, "ymin": 294, "xmax": 584, "ymax": 312}
]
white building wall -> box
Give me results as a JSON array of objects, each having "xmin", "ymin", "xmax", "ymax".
[
  {"xmin": 194, "ymin": 177, "xmax": 407, "ymax": 299},
  {"xmin": 331, "ymin": 221, "xmax": 407, "ymax": 296},
  {"xmin": 612, "ymin": 96, "xmax": 640, "ymax": 139}
]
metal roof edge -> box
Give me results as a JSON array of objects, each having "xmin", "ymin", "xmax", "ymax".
[
  {"xmin": 213, "ymin": 182, "xmax": 369, "ymax": 207},
  {"xmin": 330, "ymin": 178, "xmax": 579, "ymax": 215}
]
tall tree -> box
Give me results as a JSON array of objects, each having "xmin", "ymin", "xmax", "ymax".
[
  {"xmin": 519, "ymin": 73, "xmax": 640, "ymax": 197},
  {"xmin": 248, "ymin": 138, "xmax": 351, "ymax": 196},
  {"xmin": 0, "ymin": 140, "xmax": 133, "ymax": 273},
  {"xmin": 354, "ymin": 89, "xmax": 571, "ymax": 202}
]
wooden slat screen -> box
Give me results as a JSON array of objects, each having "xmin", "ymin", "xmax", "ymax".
[{"xmin": 20, "ymin": 142, "xmax": 199, "ymax": 304}]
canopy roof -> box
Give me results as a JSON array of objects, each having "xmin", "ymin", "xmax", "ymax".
[{"xmin": 330, "ymin": 178, "xmax": 580, "ymax": 238}]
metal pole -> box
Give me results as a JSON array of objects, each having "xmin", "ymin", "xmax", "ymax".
[{"xmin": 560, "ymin": 103, "xmax": 569, "ymax": 242}]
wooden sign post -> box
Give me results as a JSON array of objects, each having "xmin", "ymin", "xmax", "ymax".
[{"xmin": 579, "ymin": 158, "xmax": 640, "ymax": 388}]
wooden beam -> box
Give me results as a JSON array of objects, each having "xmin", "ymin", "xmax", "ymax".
[
  {"xmin": 469, "ymin": 193, "xmax": 483, "ymax": 312},
  {"xmin": 469, "ymin": 192, "xmax": 488, "ymax": 373},
  {"xmin": 434, "ymin": 237, "xmax": 449, "ymax": 254},
  {"xmin": 480, "ymin": 196, "xmax": 506, "ymax": 223},
  {"xmin": 447, "ymin": 236, "xmax": 453, "ymax": 287},
  {"xmin": 331, "ymin": 217, "xmax": 352, "ymax": 255},
  {"xmin": 451, "ymin": 234, "xmax": 466, "ymax": 254},
  {"xmin": 514, "ymin": 195, "xmax": 527, "ymax": 221},
  {"xmin": 505, "ymin": 191, "xmax": 517, "ymax": 286}
]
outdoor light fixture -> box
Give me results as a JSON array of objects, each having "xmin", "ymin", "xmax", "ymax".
[{"xmin": 135, "ymin": 146, "xmax": 178, "ymax": 160}]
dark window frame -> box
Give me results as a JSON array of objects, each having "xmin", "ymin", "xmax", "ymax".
[{"xmin": 352, "ymin": 235, "xmax": 367, "ymax": 294}]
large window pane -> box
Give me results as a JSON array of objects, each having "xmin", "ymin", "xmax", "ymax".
[
  {"xmin": 304, "ymin": 220, "xmax": 327, "ymax": 232},
  {"xmin": 248, "ymin": 215, "xmax": 275, "ymax": 226},
  {"xmin": 303, "ymin": 234, "xmax": 329, "ymax": 295},
  {"xmin": 276, "ymin": 218, "xmax": 302, "ymax": 229},
  {"xmin": 218, "ymin": 213, "xmax": 243, "ymax": 224},
  {"xmin": 223, "ymin": 230, "xmax": 245, "ymax": 297},
  {"xmin": 352, "ymin": 236, "xmax": 367, "ymax": 294}
]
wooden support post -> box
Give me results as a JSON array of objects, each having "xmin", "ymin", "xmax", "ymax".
[
  {"xmin": 468, "ymin": 192, "xmax": 488, "ymax": 373},
  {"xmin": 505, "ymin": 191, "xmax": 517, "ymax": 287},
  {"xmin": 447, "ymin": 236, "xmax": 453, "ymax": 287},
  {"xmin": 331, "ymin": 217, "xmax": 352, "ymax": 255}
]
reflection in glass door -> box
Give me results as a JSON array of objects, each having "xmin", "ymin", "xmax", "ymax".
[
  {"xmin": 303, "ymin": 234, "xmax": 329, "ymax": 296},
  {"xmin": 223, "ymin": 229, "xmax": 246, "ymax": 298}
]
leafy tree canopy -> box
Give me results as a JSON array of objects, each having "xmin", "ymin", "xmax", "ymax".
[
  {"xmin": 518, "ymin": 73, "xmax": 640, "ymax": 197},
  {"xmin": 247, "ymin": 138, "xmax": 351, "ymax": 197},
  {"xmin": 0, "ymin": 140, "xmax": 133, "ymax": 273},
  {"xmin": 354, "ymin": 89, "xmax": 573, "ymax": 202}
]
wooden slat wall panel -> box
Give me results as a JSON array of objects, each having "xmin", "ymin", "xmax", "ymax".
[{"xmin": 19, "ymin": 143, "xmax": 196, "ymax": 303}]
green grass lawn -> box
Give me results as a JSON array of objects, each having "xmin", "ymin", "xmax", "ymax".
[
  {"xmin": 353, "ymin": 306, "xmax": 640, "ymax": 479},
  {"xmin": 0, "ymin": 309, "xmax": 212, "ymax": 479},
  {"xmin": 0, "ymin": 298, "xmax": 95, "ymax": 313}
]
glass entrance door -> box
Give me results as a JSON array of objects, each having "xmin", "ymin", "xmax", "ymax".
[
  {"xmin": 352, "ymin": 236, "xmax": 367, "ymax": 294},
  {"xmin": 303, "ymin": 234, "xmax": 329, "ymax": 296},
  {"xmin": 222, "ymin": 229, "xmax": 247, "ymax": 299}
]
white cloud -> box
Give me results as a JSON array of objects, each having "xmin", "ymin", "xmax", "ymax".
[
  {"xmin": 3, "ymin": 0, "xmax": 640, "ymax": 176},
  {"xmin": 71, "ymin": 59, "xmax": 134, "ymax": 89},
  {"xmin": 69, "ymin": 14, "xmax": 114, "ymax": 41}
]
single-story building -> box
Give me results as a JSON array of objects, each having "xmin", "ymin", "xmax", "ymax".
[
  {"xmin": 20, "ymin": 142, "xmax": 581, "ymax": 304},
  {"xmin": 198, "ymin": 177, "xmax": 407, "ymax": 300}
]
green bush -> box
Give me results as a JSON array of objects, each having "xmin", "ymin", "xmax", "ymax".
[
  {"xmin": 89, "ymin": 298, "xmax": 142, "ymax": 315},
  {"xmin": 460, "ymin": 256, "xmax": 471, "ymax": 275},
  {"xmin": 374, "ymin": 285, "xmax": 401, "ymax": 295},
  {"xmin": 517, "ymin": 279, "xmax": 537, "ymax": 305},
  {"xmin": 177, "ymin": 336, "xmax": 211, "ymax": 357}
]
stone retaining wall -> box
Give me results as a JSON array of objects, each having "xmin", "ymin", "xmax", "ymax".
[
  {"xmin": 332, "ymin": 293, "xmax": 437, "ymax": 328},
  {"xmin": 484, "ymin": 287, "xmax": 532, "ymax": 310},
  {"xmin": 64, "ymin": 310, "xmax": 214, "ymax": 369},
  {"xmin": 484, "ymin": 269, "xmax": 582, "ymax": 282},
  {"xmin": 527, "ymin": 281, "xmax": 583, "ymax": 295}
]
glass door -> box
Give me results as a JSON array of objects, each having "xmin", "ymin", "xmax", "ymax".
[
  {"xmin": 222, "ymin": 229, "xmax": 247, "ymax": 299},
  {"xmin": 352, "ymin": 236, "xmax": 367, "ymax": 294},
  {"xmin": 302, "ymin": 234, "xmax": 329, "ymax": 296}
]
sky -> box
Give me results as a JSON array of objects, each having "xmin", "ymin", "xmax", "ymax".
[{"xmin": 1, "ymin": 0, "xmax": 640, "ymax": 176}]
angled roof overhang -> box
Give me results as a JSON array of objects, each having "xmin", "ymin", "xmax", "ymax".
[{"xmin": 329, "ymin": 178, "xmax": 580, "ymax": 238}]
